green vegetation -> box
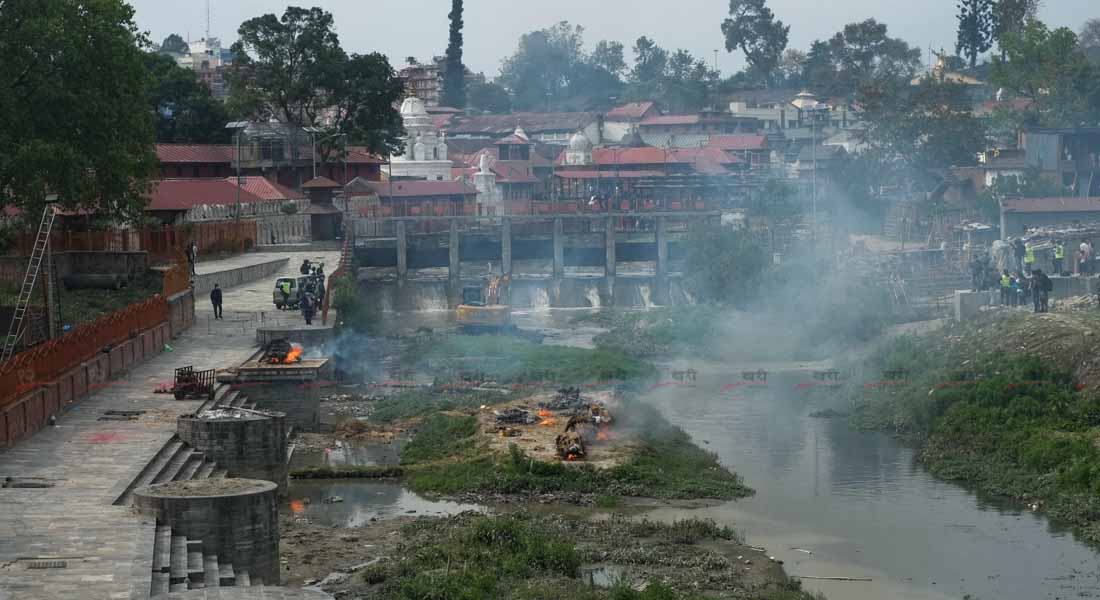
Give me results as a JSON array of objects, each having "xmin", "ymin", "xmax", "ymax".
[
  {"xmin": 850, "ymin": 322, "xmax": 1100, "ymax": 544},
  {"xmin": 403, "ymin": 334, "xmax": 655, "ymax": 384},
  {"xmin": 331, "ymin": 274, "xmax": 380, "ymax": 334},
  {"xmin": 368, "ymin": 388, "xmax": 516, "ymax": 424},
  {"xmin": 354, "ymin": 512, "xmax": 819, "ymax": 600},
  {"xmin": 400, "ymin": 402, "xmax": 752, "ymax": 501},
  {"xmin": 289, "ymin": 466, "xmax": 404, "ymax": 479},
  {"xmin": 0, "ymin": 272, "xmax": 162, "ymax": 328}
]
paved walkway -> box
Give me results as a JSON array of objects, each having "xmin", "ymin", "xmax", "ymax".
[{"xmin": 0, "ymin": 250, "xmax": 335, "ymax": 600}]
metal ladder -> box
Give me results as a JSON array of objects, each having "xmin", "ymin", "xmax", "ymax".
[{"xmin": 1, "ymin": 205, "xmax": 57, "ymax": 362}]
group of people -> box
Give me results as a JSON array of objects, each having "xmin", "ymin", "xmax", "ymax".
[
  {"xmin": 1012, "ymin": 237, "xmax": 1094, "ymax": 277},
  {"xmin": 999, "ymin": 268, "xmax": 1054, "ymax": 313}
]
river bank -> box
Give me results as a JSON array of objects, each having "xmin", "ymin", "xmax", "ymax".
[
  {"xmin": 280, "ymin": 327, "xmax": 821, "ymax": 599},
  {"xmin": 847, "ymin": 310, "xmax": 1100, "ymax": 545}
]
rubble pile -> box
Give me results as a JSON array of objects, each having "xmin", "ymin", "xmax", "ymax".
[
  {"xmin": 555, "ymin": 431, "xmax": 585, "ymax": 460},
  {"xmin": 539, "ymin": 387, "xmax": 585, "ymax": 411},
  {"xmin": 494, "ymin": 407, "xmax": 536, "ymax": 425}
]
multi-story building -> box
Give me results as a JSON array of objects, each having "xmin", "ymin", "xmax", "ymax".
[
  {"xmin": 173, "ymin": 37, "xmax": 233, "ymax": 99},
  {"xmin": 398, "ymin": 58, "xmax": 443, "ymax": 107}
]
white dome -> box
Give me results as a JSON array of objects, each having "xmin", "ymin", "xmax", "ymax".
[
  {"xmin": 513, "ymin": 126, "xmax": 529, "ymax": 140},
  {"xmin": 400, "ymin": 96, "xmax": 428, "ymax": 116},
  {"xmin": 569, "ymin": 131, "xmax": 592, "ymax": 151}
]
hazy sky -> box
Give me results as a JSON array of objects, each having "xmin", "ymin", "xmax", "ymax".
[{"xmin": 130, "ymin": 0, "xmax": 1097, "ymax": 76}]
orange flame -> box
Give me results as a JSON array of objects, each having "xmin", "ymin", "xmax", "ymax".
[
  {"xmin": 289, "ymin": 499, "xmax": 306, "ymax": 514},
  {"xmin": 283, "ymin": 344, "xmax": 304, "ymax": 364},
  {"xmin": 566, "ymin": 453, "xmax": 579, "ymax": 461},
  {"xmin": 537, "ymin": 409, "xmax": 553, "ymax": 418},
  {"xmin": 539, "ymin": 418, "xmax": 558, "ymax": 427}
]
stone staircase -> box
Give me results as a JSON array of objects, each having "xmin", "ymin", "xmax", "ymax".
[
  {"xmin": 150, "ymin": 524, "xmax": 262, "ymax": 596},
  {"xmin": 114, "ymin": 383, "xmax": 255, "ymax": 507}
]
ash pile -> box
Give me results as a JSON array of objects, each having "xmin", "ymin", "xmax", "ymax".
[
  {"xmin": 539, "ymin": 387, "xmax": 585, "ymax": 411},
  {"xmin": 261, "ymin": 338, "xmax": 303, "ymax": 364}
]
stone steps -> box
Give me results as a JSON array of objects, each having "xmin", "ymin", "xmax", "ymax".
[
  {"xmin": 152, "ymin": 446, "xmax": 195, "ymax": 485},
  {"xmin": 203, "ymin": 555, "xmax": 220, "ymax": 589},
  {"xmin": 195, "ymin": 461, "xmax": 217, "ymax": 480},
  {"xmin": 151, "ymin": 525, "xmax": 252, "ymax": 596},
  {"xmin": 211, "ymin": 468, "xmax": 228, "ymax": 479},
  {"xmin": 236, "ymin": 569, "xmax": 251, "ymax": 587},
  {"xmin": 176, "ymin": 452, "xmax": 206, "ymax": 481}
]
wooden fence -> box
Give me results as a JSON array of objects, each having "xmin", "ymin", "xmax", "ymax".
[
  {"xmin": 7, "ymin": 221, "xmax": 257, "ymax": 259},
  {"xmin": 0, "ymin": 294, "xmax": 169, "ymax": 409}
]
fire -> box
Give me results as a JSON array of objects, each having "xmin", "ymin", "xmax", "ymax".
[
  {"xmin": 289, "ymin": 499, "xmax": 306, "ymax": 514},
  {"xmin": 283, "ymin": 344, "xmax": 304, "ymax": 364},
  {"xmin": 539, "ymin": 418, "xmax": 559, "ymax": 427},
  {"xmin": 596, "ymin": 425, "xmax": 612, "ymax": 441},
  {"xmin": 537, "ymin": 409, "xmax": 553, "ymax": 418},
  {"xmin": 566, "ymin": 453, "xmax": 579, "ymax": 461}
]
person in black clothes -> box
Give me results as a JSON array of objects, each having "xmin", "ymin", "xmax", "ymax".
[
  {"xmin": 300, "ymin": 292, "xmax": 315, "ymax": 325},
  {"xmin": 1013, "ymin": 238, "xmax": 1026, "ymax": 272},
  {"xmin": 210, "ymin": 283, "xmax": 223, "ymax": 319},
  {"xmin": 1036, "ymin": 269, "xmax": 1053, "ymax": 313}
]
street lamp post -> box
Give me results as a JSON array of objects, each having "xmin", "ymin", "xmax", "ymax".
[{"xmin": 225, "ymin": 121, "xmax": 250, "ymax": 221}]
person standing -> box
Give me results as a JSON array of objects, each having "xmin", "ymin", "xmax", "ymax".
[
  {"xmin": 1038, "ymin": 269, "xmax": 1053, "ymax": 313},
  {"xmin": 1028, "ymin": 270, "xmax": 1042, "ymax": 313},
  {"xmin": 300, "ymin": 292, "xmax": 315, "ymax": 325},
  {"xmin": 1000, "ymin": 270, "xmax": 1012, "ymax": 306},
  {"xmin": 279, "ymin": 279, "xmax": 292, "ymax": 309},
  {"xmin": 1054, "ymin": 242, "xmax": 1065, "ymax": 275},
  {"xmin": 187, "ymin": 241, "xmax": 198, "ymax": 276},
  {"xmin": 1013, "ymin": 238, "xmax": 1026, "ymax": 272},
  {"xmin": 1080, "ymin": 239, "xmax": 1092, "ymax": 275},
  {"xmin": 210, "ymin": 283, "xmax": 223, "ymax": 320}
]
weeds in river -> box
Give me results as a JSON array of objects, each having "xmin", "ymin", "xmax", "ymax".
[{"xmin": 852, "ymin": 330, "xmax": 1100, "ymax": 544}]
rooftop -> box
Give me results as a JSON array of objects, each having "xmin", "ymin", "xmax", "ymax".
[
  {"xmin": 606, "ymin": 101, "xmax": 656, "ymax": 121},
  {"xmin": 147, "ymin": 179, "xmax": 265, "ymax": 211},
  {"xmin": 156, "ymin": 143, "xmax": 234, "ymax": 164},
  {"xmin": 363, "ymin": 180, "xmax": 478, "ymax": 199},
  {"xmin": 446, "ymin": 112, "xmax": 598, "ymax": 136},
  {"xmin": 707, "ymin": 135, "xmax": 768, "ymax": 151},
  {"xmin": 224, "ymin": 176, "xmax": 303, "ymax": 201},
  {"xmin": 1002, "ymin": 197, "xmax": 1100, "ymax": 214}
]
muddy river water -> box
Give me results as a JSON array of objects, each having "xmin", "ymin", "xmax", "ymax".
[{"xmin": 299, "ymin": 308, "xmax": 1099, "ymax": 600}]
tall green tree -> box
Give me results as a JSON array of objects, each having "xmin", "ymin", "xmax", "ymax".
[
  {"xmin": 992, "ymin": 0, "xmax": 1041, "ymax": 57},
  {"xmin": 145, "ymin": 53, "xmax": 229, "ymax": 144},
  {"xmin": 468, "ymin": 81, "xmax": 512, "ymax": 113},
  {"xmin": 721, "ymin": 0, "xmax": 789, "ymax": 85},
  {"xmin": 956, "ymin": 0, "xmax": 995, "ymax": 67},
  {"xmin": 228, "ymin": 6, "xmax": 404, "ymax": 156},
  {"xmin": 591, "ymin": 40, "xmax": 627, "ymax": 78},
  {"xmin": 0, "ymin": 0, "xmax": 156, "ymax": 221},
  {"xmin": 802, "ymin": 20, "xmax": 922, "ymax": 97},
  {"xmin": 441, "ymin": 0, "xmax": 466, "ymax": 108},
  {"xmin": 631, "ymin": 36, "xmax": 669, "ymax": 83},
  {"xmin": 159, "ymin": 33, "xmax": 189, "ymax": 55},
  {"xmin": 861, "ymin": 78, "xmax": 987, "ymax": 187},
  {"xmin": 991, "ymin": 20, "xmax": 1098, "ymax": 127},
  {"xmin": 498, "ymin": 21, "xmax": 586, "ymax": 110}
]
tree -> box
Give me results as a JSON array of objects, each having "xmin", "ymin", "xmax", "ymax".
[
  {"xmin": 591, "ymin": 40, "xmax": 627, "ymax": 78},
  {"xmin": 861, "ymin": 78, "xmax": 987, "ymax": 187},
  {"xmin": 956, "ymin": 0, "xmax": 995, "ymax": 67},
  {"xmin": 441, "ymin": 0, "xmax": 466, "ymax": 108},
  {"xmin": 825, "ymin": 20, "xmax": 923, "ymax": 96},
  {"xmin": 778, "ymin": 48, "xmax": 807, "ymax": 86},
  {"xmin": 145, "ymin": 53, "xmax": 230, "ymax": 144},
  {"xmin": 468, "ymin": 81, "xmax": 512, "ymax": 113},
  {"xmin": 631, "ymin": 36, "xmax": 669, "ymax": 83},
  {"xmin": 159, "ymin": 33, "xmax": 189, "ymax": 55},
  {"xmin": 721, "ymin": 0, "xmax": 789, "ymax": 84},
  {"xmin": 993, "ymin": 0, "xmax": 1041, "ymax": 56},
  {"xmin": 498, "ymin": 21, "xmax": 587, "ymax": 110},
  {"xmin": 991, "ymin": 20, "xmax": 1098, "ymax": 127},
  {"xmin": 1080, "ymin": 18, "xmax": 1100, "ymax": 50},
  {"xmin": 0, "ymin": 0, "xmax": 156, "ymax": 221},
  {"xmin": 228, "ymin": 6, "xmax": 404, "ymax": 156}
]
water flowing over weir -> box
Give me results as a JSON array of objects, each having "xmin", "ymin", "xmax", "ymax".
[{"xmin": 359, "ymin": 275, "xmax": 690, "ymax": 310}]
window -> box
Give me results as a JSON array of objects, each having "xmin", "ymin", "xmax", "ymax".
[{"xmin": 192, "ymin": 166, "xmax": 201, "ymax": 177}]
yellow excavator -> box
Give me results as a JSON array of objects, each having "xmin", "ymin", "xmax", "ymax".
[{"xmin": 456, "ymin": 271, "xmax": 512, "ymax": 332}]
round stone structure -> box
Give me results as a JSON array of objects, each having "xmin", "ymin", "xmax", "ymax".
[
  {"xmin": 134, "ymin": 479, "xmax": 280, "ymax": 586},
  {"xmin": 178, "ymin": 409, "xmax": 289, "ymax": 495},
  {"xmin": 162, "ymin": 588, "xmax": 333, "ymax": 599}
]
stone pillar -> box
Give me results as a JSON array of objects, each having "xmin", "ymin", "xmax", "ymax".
[
  {"xmin": 603, "ymin": 216, "xmax": 616, "ymax": 307},
  {"xmin": 396, "ymin": 220, "xmax": 407, "ymax": 280},
  {"xmin": 448, "ymin": 218, "xmax": 461, "ymax": 308},
  {"xmin": 553, "ymin": 217, "xmax": 564, "ymax": 278},
  {"xmin": 655, "ymin": 216, "xmax": 669, "ymax": 305},
  {"xmin": 502, "ymin": 217, "xmax": 513, "ymax": 276},
  {"xmin": 177, "ymin": 411, "xmax": 289, "ymax": 496}
]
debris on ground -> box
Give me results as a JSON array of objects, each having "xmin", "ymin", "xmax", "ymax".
[
  {"xmin": 556, "ymin": 431, "xmax": 586, "ymax": 460},
  {"xmin": 495, "ymin": 407, "xmax": 536, "ymax": 425},
  {"xmin": 539, "ymin": 387, "xmax": 585, "ymax": 411}
]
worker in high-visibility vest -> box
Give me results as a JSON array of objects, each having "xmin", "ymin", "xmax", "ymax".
[
  {"xmin": 1000, "ymin": 270, "xmax": 1012, "ymax": 306},
  {"xmin": 1054, "ymin": 242, "xmax": 1065, "ymax": 275}
]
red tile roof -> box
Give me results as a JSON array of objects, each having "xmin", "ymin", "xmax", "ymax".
[
  {"xmin": 592, "ymin": 147, "xmax": 684, "ymax": 165},
  {"xmin": 707, "ymin": 135, "xmax": 767, "ymax": 151},
  {"xmin": 554, "ymin": 170, "xmax": 668, "ymax": 179},
  {"xmin": 147, "ymin": 179, "xmax": 265, "ymax": 211},
  {"xmin": 346, "ymin": 146, "xmax": 386, "ymax": 164},
  {"xmin": 606, "ymin": 102, "xmax": 656, "ymax": 121},
  {"xmin": 639, "ymin": 114, "xmax": 701, "ymax": 127},
  {"xmin": 1001, "ymin": 197, "xmax": 1100, "ymax": 214},
  {"xmin": 155, "ymin": 144, "xmax": 234, "ymax": 164},
  {"xmin": 364, "ymin": 180, "xmax": 478, "ymax": 199},
  {"xmin": 225, "ymin": 176, "xmax": 304, "ymax": 201},
  {"xmin": 302, "ymin": 176, "xmax": 342, "ymax": 189}
]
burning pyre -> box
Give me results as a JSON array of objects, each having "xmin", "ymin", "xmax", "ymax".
[{"xmin": 261, "ymin": 339, "xmax": 304, "ymax": 364}]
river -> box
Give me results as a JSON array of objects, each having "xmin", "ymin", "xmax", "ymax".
[{"xmin": 316, "ymin": 308, "xmax": 1100, "ymax": 600}]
